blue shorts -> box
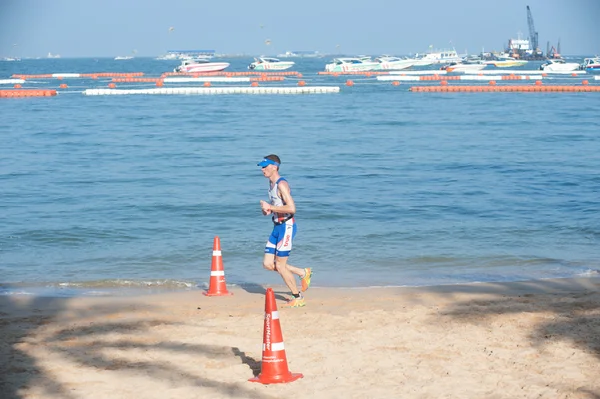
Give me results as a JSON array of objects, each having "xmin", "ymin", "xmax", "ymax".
[{"xmin": 265, "ymin": 222, "xmax": 297, "ymax": 257}]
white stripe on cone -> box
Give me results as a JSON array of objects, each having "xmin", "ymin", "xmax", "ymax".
[
  {"xmin": 263, "ymin": 342, "xmax": 285, "ymax": 351},
  {"xmin": 210, "ymin": 271, "xmax": 225, "ymax": 276},
  {"xmin": 213, "ymin": 250, "xmax": 222, "ymax": 256}
]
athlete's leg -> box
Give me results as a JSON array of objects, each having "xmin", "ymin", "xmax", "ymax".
[
  {"xmin": 263, "ymin": 227, "xmax": 278, "ymax": 271},
  {"xmin": 274, "ymin": 255, "xmax": 301, "ymax": 295},
  {"xmin": 263, "ymin": 253, "xmax": 304, "ymax": 289},
  {"xmin": 286, "ymin": 263, "xmax": 306, "ymax": 277},
  {"xmin": 263, "ymin": 253, "xmax": 276, "ymax": 271}
]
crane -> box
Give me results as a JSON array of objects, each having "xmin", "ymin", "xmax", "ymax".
[{"xmin": 526, "ymin": 5, "xmax": 539, "ymax": 52}]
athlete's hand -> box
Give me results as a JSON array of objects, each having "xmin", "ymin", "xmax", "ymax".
[{"xmin": 260, "ymin": 200, "xmax": 272, "ymax": 215}]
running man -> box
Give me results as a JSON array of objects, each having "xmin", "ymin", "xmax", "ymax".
[{"xmin": 257, "ymin": 154, "xmax": 312, "ymax": 307}]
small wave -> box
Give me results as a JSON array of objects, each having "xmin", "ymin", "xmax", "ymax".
[
  {"xmin": 0, "ymin": 279, "xmax": 199, "ymax": 297},
  {"xmin": 576, "ymin": 269, "xmax": 600, "ymax": 277},
  {"xmin": 56, "ymin": 279, "xmax": 196, "ymax": 289}
]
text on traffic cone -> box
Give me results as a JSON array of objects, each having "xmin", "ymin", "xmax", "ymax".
[
  {"xmin": 249, "ymin": 288, "xmax": 303, "ymax": 384},
  {"xmin": 203, "ymin": 236, "xmax": 232, "ymax": 296}
]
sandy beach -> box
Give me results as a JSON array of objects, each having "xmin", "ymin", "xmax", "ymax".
[{"xmin": 1, "ymin": 277, "xmax": 599, "ymax": 399}]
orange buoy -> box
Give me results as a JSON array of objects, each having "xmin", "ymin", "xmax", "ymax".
[
  {"xmin": 345, "ymin": 80, "xmax": 354, "ymax": 87},
  {"xmin": 440, "ymin": 80, "xmax": 448, "ymax": 86},
  {"xmin": 14, "ymin": 84, "xmax": 22, "ymax": 89},
  {"xmin": 392, "ymin": 81, "xmax": 400, "ymax": 86},
  {"xmin": 582, "ymin": 80, "xmax": 589, "ymax": 85},
  {"xmin": 108, "ymin": 83, "xmax": 116, "ymax": 89},
  {"xmin": 535, "ymin": 80, "xmax": 543, "ymax": 86},
  {"xmin": 156, "ymin": 80, "xmax": 164, "ymax": 87},
  {"xmin": 297, "ymin": 80, "xmax": 306, "ymax": 87},
  {"xmin": 251, "ymin": 81, "xmax": 259, "ymax": 87},
  {"xmin": 489, "ymin": 80, "xmax": 496, "ymax": 86},
  {"xmin": 203, "ymin": 81, "xmax": 211, "ymax": 87},
  {"xmin": 59, "ymin": 83, "xmax": 68, "ymax": 89},
  {"xmin": 0, "ymin": 89, "xmax": 57, "ymax": 98}
]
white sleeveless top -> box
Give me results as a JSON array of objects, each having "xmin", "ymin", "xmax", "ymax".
[{"xmin": 268, "ymin": 177, "xmax": 294, "ymax": 224}]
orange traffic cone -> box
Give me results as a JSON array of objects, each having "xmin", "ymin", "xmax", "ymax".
[
  {"xmin": 249, "ymin": 288, "xmax": 303, "ymax": 384},
  {"xmin": 203, "ymin": 236, "xmax": 232, "ymax": 296}
]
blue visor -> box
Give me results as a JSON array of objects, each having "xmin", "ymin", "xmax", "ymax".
[{"xmin": 257, "ymin": 158, "xmax": 279, "ymax": 167}]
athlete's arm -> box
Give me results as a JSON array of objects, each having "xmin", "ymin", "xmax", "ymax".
[{"xmin": 260, "ymin": 200, "xmax": 272, "ymax": 215}]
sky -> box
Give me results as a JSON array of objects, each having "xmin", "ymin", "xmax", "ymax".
[{"xmin": 1, "ymin": 0, "xmax": 599, "ymax": 58}]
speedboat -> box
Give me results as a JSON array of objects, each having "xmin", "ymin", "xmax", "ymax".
[
  {"xmin": 489, "ymin": 59, "xmax": 528, "ymax": 67},
  {"xmin": 277, "ymin": 51, "xmax": 299, "ymax": 58},
  {"xmin": 441, "ymin": 61, "xmax": 487, "ymax": 72},
  {"xmin": 248, "ymin": 57, "xmax": 295, "ymax": 71},
  {"xmin": 484, "ymin": 55, "xmax": 528, "ymax": 68},
  {"xmin": 174, "ymin": 58, "xmax": 230, "ymax": 73},
  {"xmin": 324, "ymin": 57, "xmax": 379, "ymax": 72},
  {"xmin": 373, "ymin": 56, "xmax": 415, "ymax": 71},
  {"xmin": 539, "ymin": 59, "xmax": 580, "ymax": 72},
  {"xmin": 114, "ymin": 56, "xmax": 134, "ymax": 60},
  {"xmin": 580, "ymin": 57, "xmax": 600, "ymax": 72},
  {"xmin": 410, "ymin": 48, "xmax": 463, "ymax": 67}
]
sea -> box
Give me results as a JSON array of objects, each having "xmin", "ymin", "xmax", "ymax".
[{"xmin": 1, "ymin": 56, "xmax": 599, "ymax": 297}]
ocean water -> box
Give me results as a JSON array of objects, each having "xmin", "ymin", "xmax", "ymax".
[{"xmin": 1, "ymin": 56, "xmax": 599, "ymax": 296}]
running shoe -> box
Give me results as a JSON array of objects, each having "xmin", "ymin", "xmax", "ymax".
[
  {"xmin": 300, "ymin": 267, "xmax": 312, "ymax": 292},
  {"xmin": 282, "ymin": 297, "xmax": 305, "ymax": 308}
]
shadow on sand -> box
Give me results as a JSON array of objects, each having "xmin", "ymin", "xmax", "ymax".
[
  {"xmin": 419, "ymin": 278, "xmax": 600, "ymax": 395},
  {"xmin": 0, "ymin": 292, "xmax": 275, "ymax": 399},
  {"xmin": 237, "ymin": 282, "xmax": 289, "ymax": 301}
]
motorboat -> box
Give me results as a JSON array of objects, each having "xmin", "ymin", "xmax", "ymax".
[
  {"xmin": 373, "ymin": 56, "xmax": 415, "ymax": 71},
  {"xmin": 580, "ymin": 57, "xmax": 600, "ymax": 72},
  {"xmin": 114, "ymin": 56, "xmax": 134, "ymax": 60},
  {"xmin": 324, "ymin": 57, "xmax": 379, "ymax": 72},
  {"xmin": 159, "ymin": 50, "xmax": 214, "ymax": 61},
  {"xmin": 484, "ymin": 55, "xmax": 528, "ymax": 68},
  {"xmin": 174, "ymin": 58, "xmax": 230, "ymax": 73},
  {"xmin": 248, "ymin": 57, "xmax": 295, "ymax": 71},
  {"xmin": 539, "ymin": 59, "xmax": 580, "ymax": 72},
  {"xmin": 410, "ymin": 48, "xmax": 463, "ymax": 66},
  {"xmin": 441, "ymin": 61, "xmax": 487, "ymax": 72},
  {"xmin": 277, "ymin": 51, "xmax": 299, "ymax": 58},
  {"xmin": 489, "ymin": 59, "xmax": 528, "ymax": 67}
]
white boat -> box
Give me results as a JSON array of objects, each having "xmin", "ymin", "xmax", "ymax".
[
  {"xmin": 277, "ymin": 50, "xmax": 320, "ymax": 58},
  {"xmin": 441, "ymin": 61, "xmax": 487, "ymax": 72},
  {"xmin": 248, "ymin": 57, "xmax": 295, "ymax": 71},
  {"xmin": 324, "ymin": 57, "xmax": 379, "ymax": 72},
  {"xmin": 1, "ymin": 57, "xmax": 20, "ymax": 62},
  {"xmin": 159, "ymin": 50, "xmax": 215, "ymax": 61},
  {"xmin": 484, "ymin": 55, "xmax": 528, "ymax": 68},
  {"xmin": 114, "ymin": 56, "xmax": 134, "ymax": 60},
  {"xmin": 174, "ymin": 58, "xmax": 230, "ymax": 73},
  {"xmin": 156, "ymin": 53, "xmax": 180, "ymax": 60},
  {"xmin": 410, "ymin": 48, "xmax": 463, "ymax": 66},
  {"xmin": 277, "ymin": 51, "xmax": 298, "ymax": 58},
  {"xmin": 373, "ymin": 56, "xmax": 415, "ymax": 71},
  {"xmin": 539, "ymin": 59, "xmax": 580, "ymax": 72},
  {"xmin": 489, "ymin": 59, "xmax": 528, "ymax": 68},
  {"xmin": 580, "ymin": 57, "xmax": 600, "ymax": 72}
]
